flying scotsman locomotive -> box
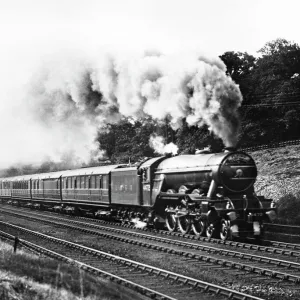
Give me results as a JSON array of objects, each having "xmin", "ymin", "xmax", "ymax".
[{"xmin": 0, "ymin": 148, "xmax": 276, "ymax": 240}]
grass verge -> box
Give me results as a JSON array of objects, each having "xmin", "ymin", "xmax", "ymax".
[{"xmin": 0, "ymin": 239, "xmax": 145, "ymax": 300}]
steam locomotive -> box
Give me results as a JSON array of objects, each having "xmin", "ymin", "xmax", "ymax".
[{"xmin": 0, "ymin": 148, "xmax": 276, "ymax": 240}]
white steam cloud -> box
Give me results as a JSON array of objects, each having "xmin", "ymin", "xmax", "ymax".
[
  {"xmin": 0, "ymin": 50, "xmax": 242, "ymax": 169},
  {"xmin": 149, "ymin": 134, "xmax": 179, "ymax": 155},
  {"xmin": 90, "ymin": 51, "xmax": 242, "ymax": 146}
]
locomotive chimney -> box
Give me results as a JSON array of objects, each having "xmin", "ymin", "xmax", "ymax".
[{"xmin": 224, "ymin": 146, "xmax": 236, "ymax": 153}]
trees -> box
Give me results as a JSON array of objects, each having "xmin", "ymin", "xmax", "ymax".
[
  {"xmin": 219, "ymin": 39, "xmax": 300, "ymax": 148},
  {"xmin": 219, "ymin": 51, "xmax": 256, "ymax": 97},
  {"xmin": 97, "ymin": 118, "xmax": 165, "ymax": 163},
  {"xmin": 176, "ymin": 121, "xmax": 223, "ymax": 154},
  {"xmin": 252, "ymin": 38, "xmax": 300, "ymax": 95},
  {"xmin": 219, "ymin": 51, "xmax": 256, "ymax": 82}
]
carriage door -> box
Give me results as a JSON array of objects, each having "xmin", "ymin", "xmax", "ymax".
[{"xmin": 142, "ymin": 167, "xmax": 151, "ymax": 206}]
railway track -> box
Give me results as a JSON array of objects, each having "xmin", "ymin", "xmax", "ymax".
[
  {"xmin": 1, "ymin": 204, "xmax": 300, "ymax": 298},
  {"xmin": 263, "ymin": 223, "xmax": 300, "ymax": 245},
  {"xmin": 0, "ymin": 222, "xmax": 262, "ymax": 300},
  {"xmin": 1, "ymin": 204, "xmax": 299, "ymax": 258},
  {"xmin": 265, "ymin": 223, "xmax": 300, "ymax": 235}
]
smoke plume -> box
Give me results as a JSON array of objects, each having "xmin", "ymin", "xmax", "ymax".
[
  {"xmin": 90, "ymin": 52, "xmax": 242, "ymax": 146},
  {"xmin": 0, "ymin": 50, "xmax": 242, "ymax": 169},
  {"xmin": 149, "ymin": 134, "xmax": 179, "ymax": 155}
]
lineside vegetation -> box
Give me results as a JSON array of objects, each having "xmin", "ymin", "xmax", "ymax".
[{"xmin": 0, "ymin": 240, "xmax": 141, "ymax": 300}]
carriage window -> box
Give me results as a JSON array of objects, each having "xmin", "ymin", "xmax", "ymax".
[
  {"xmin": 102, "ymin": 175, "xmax": 108, "ymax": 189},
  {"xmin": 67, "ymin": 177, "xmax": 71, "ymax": 189},
  {"xmin": 80, "ymin": 176, "xmax": 85, "ymax": 189},
  {"xmin": 96, "ymin": 175, "xmax": 101, "ymax": 189},
  {"xmin": 90, "ymin": 176, "xmax": 96, "ymax": 189},
  {"xmin": 72, "ymin": 177, "xmax": 76, "ymax": 189}
]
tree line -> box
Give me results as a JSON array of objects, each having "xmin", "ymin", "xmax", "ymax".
[{"xmin": 98, "ymin": 38, "xmax": 300, "ymax": 162}]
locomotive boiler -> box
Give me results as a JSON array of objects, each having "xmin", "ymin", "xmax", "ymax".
[
  {"xmin": 0, "ymin": 148, "xmax": 276, "ymax": 241},
  {"xmin": 149, "ymin": 149, "xmax": 276, "ymax": 240}
]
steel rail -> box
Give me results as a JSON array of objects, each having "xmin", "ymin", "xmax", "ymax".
[
  {"xmin": 1, "ymin": 208, "xmax": 300, "ymax": 285},
  {"xmin": 266, "ymin": 241, "xmax": 300, "ymax": 252},
  {"xmin": 1, "ymin": 205, "xmax": 299, "ymax": 257},
  {"xmin": 265, "ymin": 223, "xmax": 300, "ymax": 234},
  {"xmin": 0, "ymin": 222, "xmax": 263, "ymax": 300},
  {"xmin": 1, "ymin": 206, "xmax": 300, "ymax": 257},
  {"xmin": 0, "ymin": 230, "xmax": 177, "ymax": 300}
]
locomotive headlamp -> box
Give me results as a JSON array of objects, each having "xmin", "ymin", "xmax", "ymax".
[
  {"xmin": 230, "ymin": 224, "xmax": 239, "ymax": 237},
  {"xmin": 247, "ymin": 212, "xmax": 253, "ymax": 222},
  {"xmin": 253, "ymin": 221, "xmax": 261, "ymax": 235}
]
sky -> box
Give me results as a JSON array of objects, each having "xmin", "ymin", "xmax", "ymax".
[
  {"xmin": 0, "ymin": 0, "xmax": 299, "ymax": 169},
  {"xmin": 1, "ymin": 0, "xmax": 299, "ymax": 85},
  {"xmin": 1, "ymin": 0, "xmax": 299, "ymax": 57}
]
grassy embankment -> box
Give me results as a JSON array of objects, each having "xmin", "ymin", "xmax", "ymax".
[
  {"xmin": 0, "ymin": 240, "xmax": 144, "ymax": 300},
  {"xmin": 252, "ymin": 144, "xmax": 300, "ymax": 224}
]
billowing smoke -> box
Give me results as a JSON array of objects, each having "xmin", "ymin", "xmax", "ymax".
[
  {"xmin": 89, "ymin": 52, "xmax": 242, "ymax": 146},
  {"xmin": 0, "ymin": 50, "xmax": 242, "ymax": 170},
  {"xmin": 149, "ymin": 134, "xmax": 178, "ymax": 155},
  {"xmin": 24, "ymin": 54, "xmax": 107, "ymax": 167}
]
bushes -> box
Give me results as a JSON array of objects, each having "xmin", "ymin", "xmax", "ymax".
[{"xmin": 276, "ymin": 192, "xmax": 300, "ymax": 224}]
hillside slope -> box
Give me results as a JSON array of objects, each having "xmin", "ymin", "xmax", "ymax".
[{"xmin": 252, "ymin": 145, "xmax": 300, "ymax": 200}]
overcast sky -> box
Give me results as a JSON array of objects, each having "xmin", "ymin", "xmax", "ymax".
[
  {"xmin": 0, "ymin": 0, "xmax": 299, "ymax": 57},
  {"xmin": 0, "ymin": 0, "xmax": 298, "ymax": 93},
  {"xmin": 0, "ymin": 0, "xmax": 299, "ymax": 83},
  {"xmin": 0, "ymin": 0, "xmax": 299, "ymax": 168}
]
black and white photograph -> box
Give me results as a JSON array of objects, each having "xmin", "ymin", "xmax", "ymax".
[{"xmin": 0, "ymin": 0, "xmax": 299, "ymax": 299}]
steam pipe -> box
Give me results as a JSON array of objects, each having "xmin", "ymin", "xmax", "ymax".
[{"xmin": 207, "ymin": 180, "xmax": 217, "ymax": 198}]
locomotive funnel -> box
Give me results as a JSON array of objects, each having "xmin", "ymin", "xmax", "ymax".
[{"xmin": 224, "ymin": 146, "xmax": 237, "ymax": 153}]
